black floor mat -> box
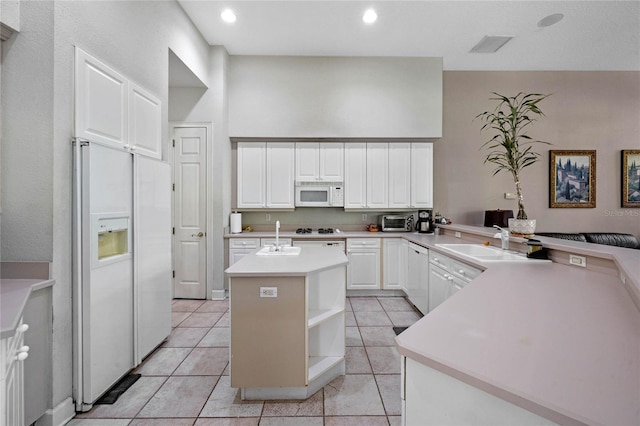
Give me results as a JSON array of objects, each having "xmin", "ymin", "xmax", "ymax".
[
  {"xmin": 393, "ymin": 326, "xmax": 409, "ymax": 336},
  {"xmin": 95, "ymin": 374, "xmax": 141, "ymax": 405}
]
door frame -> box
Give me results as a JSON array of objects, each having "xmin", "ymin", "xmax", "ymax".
[{"xmin": 169, "ymin": 122, "xmax": 213, "ymax": 299}]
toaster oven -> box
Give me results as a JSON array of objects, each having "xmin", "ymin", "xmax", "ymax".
[{"xmin": 379, "ymin": 215, "xmax": 414, "ymax": 232}]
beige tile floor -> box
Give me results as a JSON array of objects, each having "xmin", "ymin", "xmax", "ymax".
[{"xmin": 69, "ymin": 296, "xmax": 422, "ymax": 426}]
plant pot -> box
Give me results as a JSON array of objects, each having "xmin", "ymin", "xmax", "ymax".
[{"xmin": 508, "ymin": 218, "xmax": 536, "ymax": 237}]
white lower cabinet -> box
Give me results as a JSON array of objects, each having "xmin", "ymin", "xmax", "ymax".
[
  {"xmin": 406, "ymin": 243, "xmax": 429, "ymax": 314},
  {"xmin": 383, "ymin": 238, "xmax": 404, "ymax": 290},
  {"xmin": 429, "ymin": 251, "xmax": 481, "ymax": 311},
  {"xmin": 1, "ymin": 319, "xmax": 29, "ymax": 426},
  {"xmin": 402, "ymin": 356, "xmax": 553, "ymax": 426},
  {"xmin": 346, "ymin": 238, "xmax": 381, "ymax": 290},
  {"xmin": 228, "ymin": 238, "xmax": 260, "ymax": 266}
]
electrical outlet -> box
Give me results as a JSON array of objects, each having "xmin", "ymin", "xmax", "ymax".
[
  {"xmin": 504, "ymin": 192, "xmax": 516, "ymax": 200},
  {"xmin": 260, "ymin": 287, "xmax": 277, "ymax": 298},
  {"xmin": 569, "ymin": 254, "xmax": 586, "ymax": 267},
  {"xmin": 266, "ymin": 214, "xmax": 271, "ymax": 222},
  {"xmin": 362, "ymin": 214, "xmax": 368, "ymax": 222},
  {"xmin": 455, "ymin": 231, "xmax": 461, "ymax": 238}
]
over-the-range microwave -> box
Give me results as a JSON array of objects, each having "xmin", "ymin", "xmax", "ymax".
[{"xmin": 295, "ymin": 181, "xmax": 344, "ymax": 207}]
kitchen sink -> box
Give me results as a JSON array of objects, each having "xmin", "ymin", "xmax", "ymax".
[
  {"xmin": 256, "ymin": 246, "xmax": 302, "ymax": 256},
  {"xmin": 435, "ymin": 244, "xmax": 549, "ymax": 263}
]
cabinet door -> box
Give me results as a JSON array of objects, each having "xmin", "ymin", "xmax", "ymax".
[
  {"xmin": 229, "ymin": 249, "xmax": 251, "ymax": 266},
  {"xmin": 383, "ymin": 239, "xmax": 403, "ymax": 289},
  {"xmin": 411, "ymin": 143, "xmax": 434, "ymax": 208},
  {"xmin": 400, "ymin": 239, "xmax": 410, "ymax": 292},
  {"xmin": 366, "ymin": 143, "xmax": 389, "ymax": 209},
  {"xmin": 237, "ymin": 142, "xmax": 266, "ymax": 208},
  {"xmin": 319, "ymin": 143, "xmax": 344, "ymax": 181},
  {"xmin": 295, "ymin": 143, "xmax": 319, "ymax": 181},
  {"xmin": 428, "ymin": 265, "xmax": 450, "ymax": 312},
  {"xmin": 406, "ymin": 247, "xmax": 421, "ymax": 306},
  {"xmin": 266, "ymin": 142, "xmax": 295, "ymax": 208},
  {"xmin": 75, "ymin": 47, "xmax": 128, "ymax": 149},
  {"xmin": 344, "ymin": 143, "xmax": 367, "ymax": 209},
  {"xmin": 129, "ymin": 82, "xmax": 162, "ymax": 159},
  {"xmin": 347, "ymin": 250, "xmax": 381, "ymax": 290},
  {"xmin": 388, "ymin": 143, "xmax": 411, "ymax": 208}
]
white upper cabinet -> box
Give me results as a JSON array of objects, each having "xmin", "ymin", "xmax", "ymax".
[
  {"xmin": 129, "ymin": 83, "xmax": 162, "ymax": 159},
  {"xmin": 366, "ymin": 143, "xmax": 389, "ymax": 209},
  {"xmin": 237, "ymin": 142, "xmax": 266, "ymax": 208},
  {"xmin": 237, "ymin": 142, "xmax": 295, "ymax": 209},
  {"xmin": 411, "ymin": 143, "xmax": 434, "ymax": 208},
  {"xmin": 295, "ymin": 143, "xmax": 344, "ymax": 181},
  {"xmin": 266, "ymin": 143, "xmax": 295, "ymax": 208},
  {"xmin": 388, "ymin": 143, "xmax": 411, "ymax": 208},
  {"xmin": 295, "ymin": 143, "xmax": 318, "ymax": 181},
  {"xmin": 344, "ymin": 143, "xmax": 367, "ymax": 209},
  {"xmin": 75, "ymin": 48, "xmax": 162, "ymax": 159},
  {"xmin": 319, "ymin": 143, "xmax": 344, "ymax": 181},
  {"xmin": 75, "ymin": 48, "xmax": 128, "ymax": 150},
  {"xmin": 343, "ymin": 141, "xmax": 432, "ymax": 210}
]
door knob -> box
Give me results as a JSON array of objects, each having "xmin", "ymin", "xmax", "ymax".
[{"xmin": 192, "ymin": 232, "xmax": 204, "ymax": 237}]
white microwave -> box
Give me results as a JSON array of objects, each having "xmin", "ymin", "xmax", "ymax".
[{"xmin": 295, "ymin": 181, "xmax": 344, "ymax": 207}]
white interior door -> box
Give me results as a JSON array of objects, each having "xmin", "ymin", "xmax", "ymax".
[{"xmin": 173, "ymin": 126, "xmax": 207, "ymax": 299}]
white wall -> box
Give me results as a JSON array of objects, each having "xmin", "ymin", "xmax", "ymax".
[
  {"xmin": 2, "ymin": 0, "xmax": 211, "ymax": 416},
  {"xmin": 228, "ymin": 56, "xmax": 443, "ymax": 138}
]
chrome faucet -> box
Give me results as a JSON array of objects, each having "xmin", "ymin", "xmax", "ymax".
[
  {"xmin": 275, "ymin": 220, "xmax": 281, "ymax": 252},
  {"xmin": 493, "ymin": 225, "xmax": 510, "ymax": 250}
]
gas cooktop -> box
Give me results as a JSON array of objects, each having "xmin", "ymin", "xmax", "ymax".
[{"xmin": 295, "ymin": 227, "xmax": 334, "ymax": 234}]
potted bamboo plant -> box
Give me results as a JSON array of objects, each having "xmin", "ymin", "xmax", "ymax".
[{"xmin": 476, "ymin": 92, "xmax": 550, "ymax": 236}]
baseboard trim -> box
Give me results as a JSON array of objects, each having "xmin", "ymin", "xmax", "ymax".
[
  {"xmin": 35, "ymin": 397, "xmax": 75, "ymax": 426},
  {"xmin": 211, "ymin": 289, "xmax": 226, "ymax": 300}
]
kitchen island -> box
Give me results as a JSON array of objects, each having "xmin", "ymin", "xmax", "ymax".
[{"xmin": 225, "ymin": 246, "xmax": 348, "ymax": 400}]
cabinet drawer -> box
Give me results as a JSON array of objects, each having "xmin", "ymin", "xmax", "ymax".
[
  {"xmin": 261, "ymin": 238, "xmax": 292, "ymax": 247},
  {"xmin": 347, "ymin": 238, "xmax": 381, "ymax": 249},
  {"xmin": 229, "ymin": 238, "xmax": 260, "ymax": 249},
  {"xmin": 429, "ymin": 251, "xmax": 451, "ymax": 270},
  {"xmin": 449, "ymin": 258, "xmax": 482, "ymax": 282}
]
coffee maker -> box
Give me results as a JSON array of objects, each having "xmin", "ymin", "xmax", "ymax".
[{"xmin": 416, "ymin": 210, "xmax": 433, "ymax": 233}]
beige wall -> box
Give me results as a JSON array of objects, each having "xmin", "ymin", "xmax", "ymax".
[{"xmin": 436, "ymin": 71, "xmax": 640, "ymax": 237}]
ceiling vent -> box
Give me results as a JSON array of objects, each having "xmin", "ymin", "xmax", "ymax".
[{"xmin": 470, "ymin": 35, "xmax": 514, "ymax": 53}]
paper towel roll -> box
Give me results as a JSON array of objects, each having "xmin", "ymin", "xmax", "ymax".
[{"xmin": 230, "ymin": 212, "xmax": 242, "ymax": 234}]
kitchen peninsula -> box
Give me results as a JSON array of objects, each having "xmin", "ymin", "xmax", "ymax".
[
  {"xmin": 225, "ymin": 246, "xmax": 348, "ymax": 400},
  {"xmin": 225, "ymin": 224, "xmax": 640, "ymax": 424}
]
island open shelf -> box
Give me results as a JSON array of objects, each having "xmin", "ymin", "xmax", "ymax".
[{"xmin": 225, "ymin": 246, "xmax": 348, "ymax": 400}]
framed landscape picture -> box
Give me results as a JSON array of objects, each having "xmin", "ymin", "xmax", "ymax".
[
  {"xmin": 622, "ymin": 150, "xmax": 640, "ymax": 208},
  {"xmin": 550, "ymin": 150, "xmax": 596, "ymax": 208}
]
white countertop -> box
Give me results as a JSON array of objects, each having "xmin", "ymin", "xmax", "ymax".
[
  {"xmin": 396, "ymin": 262, "xmax": 640, "ymax": 425},
  {"xmin": 225, "ymin": 246, "xmax": 348, "ymax": 277},
  {"xmin": 1, "ymin": 278, "xmax": 55, "ymax": 339}
]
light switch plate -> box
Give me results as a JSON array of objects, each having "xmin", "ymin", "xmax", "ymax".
[
  {"xmin": 260, "ymin": 287, "xmax": 277, "ymax": 297},
  {"xmin": 504, "ymin": 192, "xmax": 516, "ymax": 199},
  {"xmin": 569, "ymin": 254, "xmax": 586, "ymax": 267}
]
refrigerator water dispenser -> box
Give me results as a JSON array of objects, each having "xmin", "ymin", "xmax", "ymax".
[{"xmin": 96, "ymin": 217, "xmax": 130, "ymax": 260}]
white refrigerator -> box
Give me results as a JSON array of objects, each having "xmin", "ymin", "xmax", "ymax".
[{"xmin": 73, "ymin": 141, "xmax": 171, "ymax": 410}]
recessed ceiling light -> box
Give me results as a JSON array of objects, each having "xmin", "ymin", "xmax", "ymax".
[
  {"xmin": 362, "ymin": 9, "xmax": 377, "ymax": 24},
  {"xmin": 538, "ymin": 13, "xmax": 564, "ymax": 28},
  {"xmin": 221, "ymin": 9, "xmax": 237, "ymax": 23}
]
